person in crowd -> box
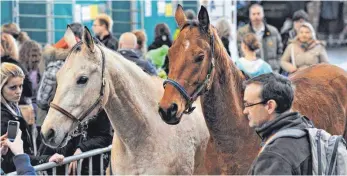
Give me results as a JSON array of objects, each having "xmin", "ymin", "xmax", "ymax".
[
  {"xmin": 173, "ymin": 9, "xmax": 197, "ymax": 40},
  {"xmin": 148, "ymin": 23, "xmax": 172, "ymax": 74},
  {"xmin": 132, "ymin": 30, "xmax": 148, "ymax": 58},
  {"xmin": 281, "ymin": 10, "xmax": 310, "ymax": 50},
  {"xmin": 1, "ymin": 62, "xmax": 64, "ymax": 173},
  {"xmin": 237, "ymin": 4, "xmax": 283, "ymax": 73},
  {"xmin": 1, "ymin": 33, "xmax": 33, "ymax": 106},
  {"xmin": 243, "ymin": 73, "xmax": 312, "ymax": 174},
  {"xmin": 215, "ymin": 18, "xmax": 232, "ymax": 56},
  {"xmin": 19, "ymin": 40, "xmax": 43, "ymax": 100},
  {"xmin": 2, "ymin": 23, "xmax": 30, "ymax": 49},
  {"xmin": 118, "ymin": 32, "xmax": 157, "ymax": 76},
  {"xmin": 235, "ymin": 33, "xmax": 272, "ymax": 78},
  {"xmin": 280, "ymin": 22, "xmax": 328, "ymax": 75},
  {"xmin": 92, "ymin": 13, "xmax": 118, "ymax": 51},
  {"xmin": 148, "ymin": 23, "xmax": 172, "ymax": 51}
]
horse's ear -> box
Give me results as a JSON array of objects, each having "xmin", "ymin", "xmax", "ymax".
[
  {"xmin": 82, "ymin": 26, "xmax": 95, "ymax": 52},
  {"xmin": 198, "ymin": 6, "xmax": 210, "ymax": 33},
  {"xmin": 64, "ymin": 25, "xmax": 77, "ymax": 48},
  {"xmin": 175, "ymin": 4, "xmax": 186, "ymax": 29}
]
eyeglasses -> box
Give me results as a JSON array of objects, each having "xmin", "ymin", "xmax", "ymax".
[{"xmin": 244, "ymin": 100, "xmax": 268, "ymax": 108}]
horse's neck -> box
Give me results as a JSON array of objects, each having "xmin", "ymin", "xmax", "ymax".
[
  {"xmin": 103, "ymin": 50, "xmax": 162, "ymax": 145},
  {"xmin": 201, "ymin": 41, "xmax": 253, "ymax": 153}
]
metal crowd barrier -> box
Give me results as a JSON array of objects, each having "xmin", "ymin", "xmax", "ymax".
[{"xmin": 8, "ymin": 145, "xmax": 112, "ymax": 176}]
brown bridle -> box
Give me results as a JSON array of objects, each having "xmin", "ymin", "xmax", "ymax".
[{"xmin": 49, "ymin": 40, "xmax": 106, "ymax": 138}]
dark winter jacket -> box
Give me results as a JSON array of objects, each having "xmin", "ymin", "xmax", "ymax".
[
  {"xmin": 0, "ymin": 103, "xmax": 51, "ymax": 173},
  {"xmin": 38, "ymin": 110, "xmax": 112, "ymax": 175},
  {"xmin": 96, "ymin": 33, "xmax": 119, "ymax": 51},
  {"xmin": 248, "ymin": 111, "xmax": 312, "ymax": 175},
  {"xmin": 118, "ymin": 49, "xmax": 157, "ymax": 76},
  {"xmin": 1, "ymin": 56, "xmax": 33, "ymax": 105}
]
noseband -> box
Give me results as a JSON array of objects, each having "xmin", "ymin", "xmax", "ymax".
[
  {"xmin": 163, "ymin": 24, "xmax": 215, "ymax": 114},
  {"xmin": 49, "ymin": 40, "xmax": 106, "ymax": 138}
]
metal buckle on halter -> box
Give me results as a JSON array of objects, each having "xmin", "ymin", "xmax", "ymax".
[{"xmin": 102, "ymin": 78, "xmax": 106, "ymax": 86}]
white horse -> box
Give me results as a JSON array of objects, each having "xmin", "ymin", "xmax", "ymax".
[{"xmin": 40, "ymin": 27, "xmax": 210, "ymax": 174}]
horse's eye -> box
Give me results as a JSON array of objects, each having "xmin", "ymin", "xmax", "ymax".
[
  {"xmin": 194, "ymin": 55, "xmax": 204, "ymax": 63},
  {"xmin": 77, "ymin": 76, "xmax": 88, "ymax": 85}
]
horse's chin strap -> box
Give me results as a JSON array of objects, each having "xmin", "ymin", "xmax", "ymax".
[{"xmin": 49, "ymin": 44, "xmax": 106, "ymax": 138}]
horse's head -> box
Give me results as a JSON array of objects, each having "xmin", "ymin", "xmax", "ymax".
[
  {"xmin": 158, "ymin": 5, "xmax": 216, "ymax": 125},
  {"xmin": 41, "ymin": 26, "xmax": 107, "ymax": 148}
]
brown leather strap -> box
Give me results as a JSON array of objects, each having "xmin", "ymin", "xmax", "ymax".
[{"xmin": 50, "ymin": 102, "xmax": 77, "ymax": 121}]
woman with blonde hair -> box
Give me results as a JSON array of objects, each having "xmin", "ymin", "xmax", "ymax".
[
  {"xmin": 1, "ymin": 33, "xmax": 33, "ymax": 105},
  {"xmin": 0, "ymin": 63, "xmax": 63, "ymax": 173},
  {"xmin": 280, "ymin": 22, "xmax": 328, "ymax": 74}
]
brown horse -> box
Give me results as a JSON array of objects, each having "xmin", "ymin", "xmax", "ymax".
[{"xmin": 158, "ymin": 5, "xmax": 347, "ymax": 174}]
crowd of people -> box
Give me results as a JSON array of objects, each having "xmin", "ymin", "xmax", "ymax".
[{"xmin": 0, "ymin": 2, "xmax": 343, "ymax": 175}]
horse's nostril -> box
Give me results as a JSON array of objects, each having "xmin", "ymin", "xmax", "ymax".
[
  {"xmin": 46, "ymin": 129, "xmax": 56, "ymax": 141},
  {"xmin": 158, "ymin": 107, "xmax": 167, "ymax": 119},
  {"xmin": 170, "ymin": 103, "xmax": 178, "ymax": 117}
]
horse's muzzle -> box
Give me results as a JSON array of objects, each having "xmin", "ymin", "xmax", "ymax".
[{"xmin": 158, "ymin": 103, "xmax": 182, "ymax": 125}]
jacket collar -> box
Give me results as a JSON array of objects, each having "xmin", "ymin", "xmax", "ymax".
[
  {"xmin": 255, "ymin": 111, "xmax": 308, "ymax": 141},
  {"xmin": 249, "ymin": 21, "xmax": 271, "ymax": 38}
]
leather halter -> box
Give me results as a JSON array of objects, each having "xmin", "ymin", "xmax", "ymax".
[
  {"xmin": 49, "ymin": 40, "xmax": 106, "ymax": 138},
  {"xmin": 163, "ymin": 23, "xmax": 215, "ymax": 114}
]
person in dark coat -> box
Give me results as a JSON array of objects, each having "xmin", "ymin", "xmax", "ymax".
[
  {"xmin": 148, "ymin": 23, "xmax": 172, "ymax": 74},
  {"xmin": 1, "ymin": 63, "xmax": 63, "ymax": 174},
  {"xmin": 118, "ymin": 32, "xmax": 157, "ymax": 76},
  {"xmin": 92, "ymin": 13, "xmax": 119, "ymax": 51},
  {"xmin": 243, "ymin": 73, "xmax": 312, "ymax": 175}
]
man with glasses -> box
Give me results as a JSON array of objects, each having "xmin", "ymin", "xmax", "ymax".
[{"xmin": 243, "ymin": 73, "xmax": 312, "ymax": 175}]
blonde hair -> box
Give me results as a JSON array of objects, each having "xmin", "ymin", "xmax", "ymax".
[
  {"xmin": 1, "ymin": 62, "xmax": 25, "ymax": 90},
  {"xmin": 1, "ymin": 63, "xmax": 25, "ymax": 113},
  {"xmin": 1, "ymin": 33, "xmax": 19, "ymax": 59},
  {"xmin": 96, "ymin": 13, "xmax": 113, "ymax": 31}
]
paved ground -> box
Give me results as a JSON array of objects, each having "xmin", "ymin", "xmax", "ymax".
[{"xmin": 327, "ymin": 46, "xmax": 347, "ymax": 71}]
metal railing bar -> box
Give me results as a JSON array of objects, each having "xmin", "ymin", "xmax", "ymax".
[
  {"xmin": 100, "ymin": 153, "xmax": 104, "ymax": 175},
  {"xmin": 89, "ymin": 157, "xmax": 93, "ymax": 176},
  {"xmin": 52, "ymin": 167, "xmax": 56, "ymax": 175},
  {"xmin": 65, "ymin": 164, "xmax": 69, "ymax": 176},
  {"xmin": 7, "ymin": 145, "xmax": 112, "ymax": 175},
  {"xmin": 77, "ymin": 159, "xmax": 82, "ymax": 175}
]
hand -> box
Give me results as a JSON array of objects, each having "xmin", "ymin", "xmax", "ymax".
[
  {"xmin": 0, "ymin": 133, "xmax": 9, "ymax": 155},
  {"xmin": 68, "ymin": 148, "xmax": 82, "ymax": 175},
  {"xmin": 3, "ymin": 130, "xmax": 24, "ymax": 156},
  {"xmin": 49, "ymin": 153, "xmax": 64, "ymax": 164}
]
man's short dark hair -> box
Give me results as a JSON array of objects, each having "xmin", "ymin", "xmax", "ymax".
[
  {"xmin": 69, "ymin": 23, "xmax": 83, "ymax": 39},
  {"xmin": 292, "ymin": 10, "xmax": 309, "ymax": 22},
  {"xmin": 243, "ymin": 73, "xmax": 294, "ymax": 113}
]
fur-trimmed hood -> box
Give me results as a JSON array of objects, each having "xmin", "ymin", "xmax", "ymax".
[{"xmin": 39, "ymin": 45, "xmax": 70, "ymax": 74}]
